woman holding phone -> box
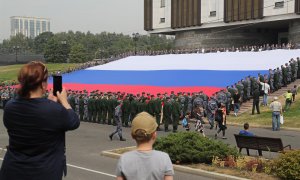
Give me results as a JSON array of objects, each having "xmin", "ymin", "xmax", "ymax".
[{"xmin": 0, "ymin": 61, "xmax": 80, "ymax": 180}]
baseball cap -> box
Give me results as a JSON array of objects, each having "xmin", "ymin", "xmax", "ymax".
[{"xmin": 131, "ymin": 112, "xmax": 158, "ymax": 135}]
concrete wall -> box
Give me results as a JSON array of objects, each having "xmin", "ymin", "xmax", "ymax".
[
  {"xmin": 0, "ymin": 54, "xmax": 45, "ymax": 65},
  {"xmin": 152, "ymin": 0, "xmax": 171, "ymax": 29},
  {"xmin": 289, "ymin": 20, "xmax": 300, "ymax": 45},
  {"xmin": 264, "ymin": 0, "xmax": 295, "ymax": 17},
  {"xmin": 201, "ymin": 0, "xmax": 224, "ymax": 24},
  {"xmin": 175, "ymin": 28, "xmax": 278, "ymax": 48}
]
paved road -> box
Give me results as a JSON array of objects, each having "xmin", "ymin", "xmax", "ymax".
[{"xmin": 0, "ymin": 109, "xmax": 299, "ymax": 180}]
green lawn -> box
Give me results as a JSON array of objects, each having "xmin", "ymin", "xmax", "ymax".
[
  {"xmin": 229, "ymin": 92, "xmax": 300, "ymax": 129},
  {"xmin": 0, "ymin": 63, "xmax": 79, "ymax": 81}
]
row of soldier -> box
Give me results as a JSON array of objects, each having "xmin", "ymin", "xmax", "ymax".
[
  {"xmin": 66, "ymin": 89, "xmax": 240, "ymax": 132},
  {"xmin": 112, "ymin": 43, "xmax": 296, "ymax": 59}
]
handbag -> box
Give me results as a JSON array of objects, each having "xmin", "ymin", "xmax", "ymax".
[{"xmin": 280, "ymin": 115, "xmax": 284, "ymax": 124}]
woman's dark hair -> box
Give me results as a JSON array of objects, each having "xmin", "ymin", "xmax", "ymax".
[{"xmin": 17, "ymin": 61, "xmax": 48, "ymax": 98}]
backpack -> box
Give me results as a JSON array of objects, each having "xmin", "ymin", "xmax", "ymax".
[{"xmin": 182, "ymin": 118, "xmax": 188, "ymax": 127}]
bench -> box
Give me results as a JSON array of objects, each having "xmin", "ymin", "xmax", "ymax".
[{"xmin": 234, "ymin": 134, "xmax": 291, "ymax": 156}]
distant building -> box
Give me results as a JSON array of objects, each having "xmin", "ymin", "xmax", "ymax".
[
  {"xmin": 10, "ymin": 16, "xmax": 50, "ymax": 38},
  {"xmin": 144, "ymin": 0, "xmax": 300, "ymax": 48}
]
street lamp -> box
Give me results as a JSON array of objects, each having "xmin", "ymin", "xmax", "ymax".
[
  {"xmin": 13, "ymin": 46, "xmax": 20, "ymax": 63},
  {"xmin": 132, "ymin": 33, "xmax": 140, "ymax": 55},
  {"xmin": 61, "ymin": 41, "xmax": 68, "ymax": 63},
  {"xmin": 99, "ymin": 49, "xmax": 104, "ymax": 60}
]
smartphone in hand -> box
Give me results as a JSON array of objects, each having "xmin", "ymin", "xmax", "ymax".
[{"xmin": 53, "ymin": 75, "xmax": 62, "ymax": 96}]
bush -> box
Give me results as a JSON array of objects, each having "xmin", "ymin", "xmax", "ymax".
[
  {"xmin": 153, "ymin": 132, "xmax": 240, "ymax": 164},
  {"xmin": 270, "ymin": 150, "xmax": 300, "ymax": 180}
]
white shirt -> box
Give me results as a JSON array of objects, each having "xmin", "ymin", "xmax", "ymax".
[{"xmin": 260, "ymin": 82, "xmax": 270, "ymax": 94}]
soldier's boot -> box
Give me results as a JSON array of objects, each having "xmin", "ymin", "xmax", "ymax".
[
  {"xmin": 120, "ymin": 136, "xmax": 126, "ymax": 141},
  {"xmin": 109, "ymin": 134, "xmax": 113, "ymax": 141}
]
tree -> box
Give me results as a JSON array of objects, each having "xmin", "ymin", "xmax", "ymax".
[
  {"xmin": 34, "ymin": 32, "xmax": 54, "ymax": 54},
  {"xmin": 44, "ymin": 37, "xmax": 70, "ymax": 63},
  {"xmin": 69, "ymin": 43, "xmax": 87, "ymax": 63}
]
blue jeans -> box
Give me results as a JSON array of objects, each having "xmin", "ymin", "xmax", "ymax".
[
  {"xmin": 234, "ymin": 103, "xmax": 240, "ymax": 114},
  {"xmin": 263, "ymin": 94, "xmax": 268, "ymax": 106},
  {"xmin": 272, "ymin": 112, "xmax": 280, "ymax": 131}
]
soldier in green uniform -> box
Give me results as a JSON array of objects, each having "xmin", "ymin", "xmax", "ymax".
[
  {"xmin": 163, "ymin": 97, "xmax": 172, "ymax": 132},
  {"xmin": 69, "ymin": 91, "xmax": 76, "ymax": 110},
  {"xmin": 96, "ymin": 93, "xmax": 103, "ymax": 123},
  {"xmin": 111, "ymin": 94, "xmax": 119, "ymax": 125},
  {"xmin": 87, "ymin": 94, "xmax": 93, "ymax": 122},
  {"xmin": 236, "ymin": 81, "xmax": 244, "ymax": 104},
  {"xmin": 274, "ymin": 69, "xmax": 279, "ymax": 91},
  {"xmin": 107, "ymin": 94, "xmax": 114, "ymax": 125},
  {"xmin": 122, "ymin": 96, "xmax": 130, "ymax": 127},
  {"xmin": 281, "ymin": 65, "xmax": 287, "ymax": 87},
  {"xmin": 147, "ymin": 95, "xmax": 156, "ymax": 117},
  {"xmin": 79, "ymin": 94, "xmax": 84, "ymax": 121},
  {"xmin": 129, "ymin": 95, "xmax": 138, "ymax": 123},
  {"xmin": 171, "ymin": 97, "xmax": 181, "ymax": 133},
  {"xmin": 101, "ymin": 93, "xmax": 108, "ymax": 124},
  {"xmin": 154, "ymin": 93, "xmax": 162, "ymax": 131}
]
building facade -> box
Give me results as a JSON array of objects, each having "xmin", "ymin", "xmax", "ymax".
[
  {"xmin": 10, "ymin": 16, "xmax": 51, "ymax": 38},
  {"xmin": 145, "ymin": 0, "xmax": 300, "ymax": 48}
]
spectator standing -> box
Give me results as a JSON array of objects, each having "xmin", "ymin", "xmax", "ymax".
[
  {"xmin": 269, "ymin": 97, "xmax": 282, "ymax": 131},
  {"xmin": 259, "ymin": 80, "xmax": 270, "ymax": 106},
  {"xmin": 291, "ymin": 85, "xmax": 298, "ymax": 102},
  {"xmin": 116, "ymin": 112, "xmax": 174, "ymax": 180},
  {"xmin": 215, "ymin": 103, "xmax": 227, "ymax": 139},
  {"xmin": 0, "ymin": 61, "xmax": 80, "ymax": 180},
  {"xmin": 252, "ymin": 88, "xmax": 260, "ymax": 115},
  {"xmin": 232, "ymin": 90, "xmax": 241, "ymax": 116},
  {"xmin": 284, "ymin": 90, "xmax": 293, "ymax": 112},
  {"xmin": 239, "ymin": 123, "xmax": 254, "ymax": 136}
]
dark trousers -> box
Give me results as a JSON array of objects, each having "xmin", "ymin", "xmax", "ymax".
[{"xmin": 252, "ymin": 100, "xmax": 260, "ymax": 114}]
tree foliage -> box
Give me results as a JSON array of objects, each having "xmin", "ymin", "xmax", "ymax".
[{"xmin": 0, "ymin": 31, "xmax": 174, "ymax": 63}]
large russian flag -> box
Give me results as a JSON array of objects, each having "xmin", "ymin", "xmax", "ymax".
[{"xmin": 50, "ymin": 49, "xmax": 300, "ymax": 96}]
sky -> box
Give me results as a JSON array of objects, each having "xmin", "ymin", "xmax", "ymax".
[{"xmin": 0, "ymin": 0, "xmax": 146, "ymax": 41}]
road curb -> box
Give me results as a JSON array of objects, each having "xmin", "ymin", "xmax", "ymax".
[{"xmin": 101, "ymin": 147, "xmax": 249, "ymax": 180}]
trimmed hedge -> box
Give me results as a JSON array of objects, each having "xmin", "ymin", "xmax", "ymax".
[{"xmin": 153, "ymin": 132, "xmax": 240, "ymax": 164}]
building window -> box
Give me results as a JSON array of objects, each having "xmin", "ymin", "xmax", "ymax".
[
  {"xmin": 160, "ymin": 18, "xmax": 165, "ymax": 23},
  {"xmin": 210, "ymin": 11, "xmax": 216, "ymax": 17},
  {"xmin": 42, "ymin": 21, "xmax": 47, "ymax": 32},
  {"xmin": 275, "ymin": 1, "xmax": 284, "ymax": 8},
  {"xmin": 161, "ymin": 0, "xmax": 165, "ymax": 8}
]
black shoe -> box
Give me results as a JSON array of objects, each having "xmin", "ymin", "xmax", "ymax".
[
  {"xmin": 210, "ymin": 126, "xmax": 213, "ymax": 130},
  {"xmin": 120, "ymin": 137, "xmax": 126, "ymax": 141},
  {"xmin": 109, "ymin": 134, "xmax": 113, "ymax": 141},
  {"xmin": 214, "ymin": 134, "xmax": 217, "ymax": 139},
  {"xmin": 156, "ymin": 127, "xmax": 161, "ymax": 131},
  {"xmin": 164, "ymin": 129, "xmax": 170, "ymax": 132}
]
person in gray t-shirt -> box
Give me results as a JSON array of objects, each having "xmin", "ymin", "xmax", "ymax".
[{"xmin": 116, "ymin": 112, "xmax": 174, "ymax": 180}]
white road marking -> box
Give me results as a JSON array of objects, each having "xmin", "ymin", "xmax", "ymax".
[
  {"xmin": 67, "ymin": 164, "xmax": 116, "ymax": 178},
  {"xmin": 0, "ymin": 148, "xmax": 116, "ymax": 178}
]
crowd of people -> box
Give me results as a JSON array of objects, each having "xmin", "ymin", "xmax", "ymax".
[
  {"xmin": 1, "ymin": 54, "xmax": 300, "ymax": 138},
  {"xmin": 112, "ymin": 42, "xmax": 297, "ymax": 60}
]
